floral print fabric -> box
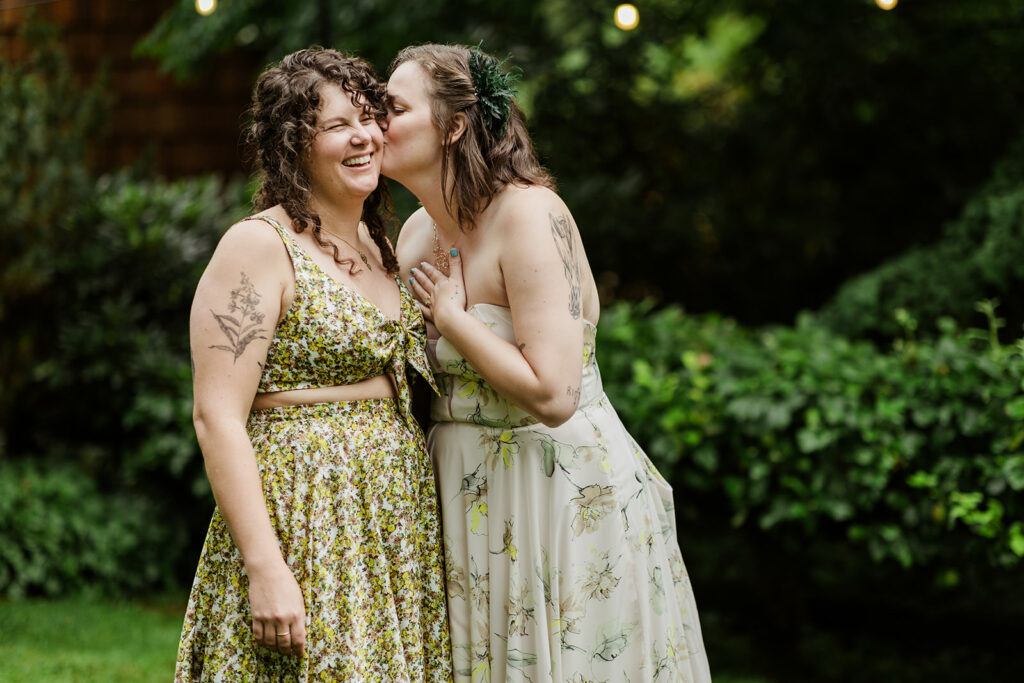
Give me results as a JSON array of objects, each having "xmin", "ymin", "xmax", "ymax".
[
  {"xmin": 429, "ymin": 304, "xmax": 711, "ymax": 682},
  {"xmin": 175, "ymin": 217, "xmax": 452, "ymax": 682},
  {"xmin": 255, "ymin": 216, "xmax": 438, "ymax": 424}
]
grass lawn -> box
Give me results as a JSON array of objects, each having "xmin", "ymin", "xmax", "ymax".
[
  {"xmin": 0, "ymin": 596, "xmax": 772, "ymax": 682},
  {"xmin": 0, "ymin": 596, "xmax": 186, "ymax": 682}
]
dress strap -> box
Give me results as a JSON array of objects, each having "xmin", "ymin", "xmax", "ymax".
[{"xmin": 246, "ymin": 214, "xmax": 310, "ymax": 271}]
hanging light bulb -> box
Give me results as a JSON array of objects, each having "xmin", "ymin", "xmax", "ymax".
[
  {"xmin": 196, "ymin": 0, "xmax": 217, "ymax": 16},
  {"xmin": 875, "ymin": 0, "xmax": 898, "ymax": 9},
  {"xmin": 614, "ymin": 4, "xmax": 639, "ymax": 31}
]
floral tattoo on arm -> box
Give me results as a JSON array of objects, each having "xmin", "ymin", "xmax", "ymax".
[
  {"xmin": 209, "ymin": 272, "xmax": 268, "ymax": 363},
  {"xmin": 550, "ymin": 213, "xmax": 582, "ymax": 320}
]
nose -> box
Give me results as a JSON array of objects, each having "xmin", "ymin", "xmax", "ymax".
[{"xmin": 350, "ymin": 119, "xmax": 376, "ymax": 146}]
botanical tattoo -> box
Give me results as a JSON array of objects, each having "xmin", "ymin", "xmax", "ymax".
[
  {"xmin": 209, "ymin": 272, "xmax": 268, "ymax": 363},
  {"xmin": 550, "ymin": 213, "xmax": 582, "ymax": 320},
  {"xmin": 566, "ymin": 384, "xmax": 581, "ymax": 406}
]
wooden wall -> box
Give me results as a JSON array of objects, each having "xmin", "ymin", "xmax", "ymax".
[{"xmin": 0, "ymin": 0, "xmax": 258, "ymax": 177}]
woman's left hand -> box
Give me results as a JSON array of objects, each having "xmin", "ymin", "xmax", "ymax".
[{"xmin": 409, "ymin": 249, "xmax": 467, "ymax": 330}]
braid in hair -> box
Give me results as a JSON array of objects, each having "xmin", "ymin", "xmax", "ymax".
[{"xmin": 361, "ymin": 181, "xmax": 399, "ymax": 272}]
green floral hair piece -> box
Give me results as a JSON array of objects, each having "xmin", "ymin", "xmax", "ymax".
[{"xmin": 468, "ymin": 46, "xmax": 519, "ymax": 137}]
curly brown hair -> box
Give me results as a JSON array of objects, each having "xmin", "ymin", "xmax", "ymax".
[
  {"xmin": 389, "ymin": 44, "xmax": 555, "ymax": 232},
  {"xmin": 245, "ymin": 47, "xmax": 398, "ymax": 273}
]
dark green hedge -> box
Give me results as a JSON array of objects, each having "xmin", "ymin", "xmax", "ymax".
[
  {"xmin": 0, "ymin": 460, "xmax": 173, "ymax": 598},
  {"xmin": 0, "ymin": 171, "xmax": 249, "ymax": 597},
  {"xmin": 598, "ymin": 301, "xmax": 1024, "ymax": 580},
  {"xmin": 0, "ymin": 25, "xmax": 251, "ymax": 594},
  {"xmin": 820, "ymin": 131, "xmax": 1024, "ymax": 340}
]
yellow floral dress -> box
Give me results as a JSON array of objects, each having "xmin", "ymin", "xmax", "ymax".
[
  {"xmin": 176, "ymin": 216, "xmax": 452, "ymax": 682},
  {"xmin": 429, "ymin": 304, "xmax": 710, "ymax": 682}
]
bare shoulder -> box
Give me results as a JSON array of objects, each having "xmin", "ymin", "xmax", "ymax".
[
  {"xmin": 396, "ymin": 207, "xmax": 433, "ymax": 250},
  {"xmin": 199, "ymin": 215, "xmax": 291, "ymax": 287},
  {"xmin": 395, "ymin": 207, "xmax": 433, "ymax": 273},
  {"xmin": 492, "ymin": 184, "xmax": 575, "ymax": 243},
  {"xmin": 498, "ymin": 184, "xmax": 567, "ymax": 218},
  {"xmin": 217, "ymin": 215, "xmax": 287, "ymax": 258}
]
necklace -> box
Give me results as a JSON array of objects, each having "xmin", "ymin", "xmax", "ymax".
[
  {"xmin": 322, "ymin": 226, "xmax": 371, "ymax": 271},
  {"xmin": 432, "ymin": 221, "xmax": 452, "ymax": 276}
]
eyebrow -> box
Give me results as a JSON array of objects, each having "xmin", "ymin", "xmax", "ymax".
[{"xmin": 320, "ymin": 110, "xmax": 373, "ymax": 124}]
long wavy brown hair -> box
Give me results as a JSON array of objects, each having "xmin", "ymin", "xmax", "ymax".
[
  {"xmin": 245, "ymin": 47, "xmax": 398, "ymax": 273},
  {"xmin": 389, "ymin": 44, "xmax": 555, "ymax": 232}
]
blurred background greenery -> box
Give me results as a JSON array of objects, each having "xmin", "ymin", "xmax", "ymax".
[{"xmin": 2, "ymin": 0, "xmax": 1024, "ymax": 680}]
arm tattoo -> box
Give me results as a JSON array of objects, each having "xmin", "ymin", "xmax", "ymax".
[
  {"xmin": 208, "ymin": 272, "xmax": 268, "ymax": 363},
  {"xmin": 566, "ymin": 385, "xmax": 581, "ymax": 406},
  {"xmin": 549, "ymin": 213, "xmax": 582, "ymax": 320}
]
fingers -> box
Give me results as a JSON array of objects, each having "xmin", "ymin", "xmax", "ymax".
[
  {"xmin": 415, "ymin": 260, "xmax": 442, "ymax": 283},
  {"xmin": 447, "ymin": 247, "xmax": 462, "ymax": 277},
  {"xmin": 274, "ymin": 616, "xmax": 307, "ymax": 656},
  {"xmin": 416, "ymin": 300, "xmax": 434, "ymax": 322},
  {"xmin": 290, "ymin": 618, "xmax": 307, "ymax": 657},
  {"xmin": 253, "ymin": 616, "xmax": 306, "ymax": 656},
  {"xmin": 254, "ymin": 617, "xmax": 276, "ymax": 651},
  {"xmin": 408, "ymin": 270, "xmax": 433, "ymax": 305},
  {"xmin": 252, "ymin": 618, "xmax": 265, "ymax": 647},
  {"xmin": 274, "ymin": 624, "xmax": 292, "ymax": 654},
  {"xmin": 290, "ymin": 618, "xmax": 305, "ymax": 655}
]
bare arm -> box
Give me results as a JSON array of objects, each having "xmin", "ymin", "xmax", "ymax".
[
  {"xmin": 190, "ymin": 219, "xmax": 306, "ymax": 655},
  {"xmin": 415, "ymin": 191, "xmax": 585, "ymax": 427}
]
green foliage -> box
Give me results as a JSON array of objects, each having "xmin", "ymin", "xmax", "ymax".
[
  {"xmin": 139, "ymin": 1, "xmax": 1024, "ymax": 324},
  {"xmin": 821, "ymin": 132, "xmax": 1024, "ymax": 339},
  {"xmin": 0, "ymin": 20, "xmax": 252, "ymax": 597},
  {"xmin": 598, "ymin": 301, "xmax": 1024, "ymax": 575},
  {"xmin": 0, "ymin": 20, "xmax": 108, "ymax": 449},
  {"xmin": 0, "ymin": 172, "xmax": 249, "ymax": 597},
  {"xmin": 0, "ymin": 461, "xmax": 174, "ymax": 598},
  {"xmin": 26, "ymin": 170, "xmax": 250, "ymax": 485}
]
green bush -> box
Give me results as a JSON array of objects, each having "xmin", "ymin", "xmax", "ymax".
[
  {"xmin": 598, "ymin": 301, "xmax": 1024, "ymax": 578},
  {"xmin": 0, "ymin": 170, "xmax": 251, "ymax": 596},
  {"xmin": 0, "ymin": 460, "xmax": 174, "ymax": 598},
  {"xmin": 0, "ymin": 20, "xmax": 108, "ymax": 450},
  {"xmin": 28, "ymin": 170, "xmax": 250, "ymax": 489},
  {"xmin": 0, "ymin": 171, "xmax": 252, "ymax": 596},
  {"xmin": 820, "ymin": 131, "xmax": 1024, "ymax": 340},
  {"xmin": 0, "ymin": 20, "xmax": 252, "ymax": 596}
]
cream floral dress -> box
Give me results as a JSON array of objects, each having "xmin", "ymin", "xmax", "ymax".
[
  {"xmin": 176, "ymin": 216, "xmax": 452, "ymax": 682},
  {"xmin": 429, "ymin": 304, "xmax": 711, "ymax": 682}
]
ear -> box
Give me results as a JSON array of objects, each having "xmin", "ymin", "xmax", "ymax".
[{"xmin": 447, "ymin": 112, "xmax": 468, "ymax": 146}]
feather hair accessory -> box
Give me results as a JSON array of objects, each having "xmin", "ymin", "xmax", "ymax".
[{"xmin": 468, "ymin": 47, "xmax": 519, "ymax": 137}]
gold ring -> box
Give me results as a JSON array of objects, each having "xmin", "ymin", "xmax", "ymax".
[
  {"xmin": 425, "ymin": 294, "xmax": 432, "ymax": 305},
  {"xmin": 276, "ymin": 631, "xmax": 290, "ymax": 637}
]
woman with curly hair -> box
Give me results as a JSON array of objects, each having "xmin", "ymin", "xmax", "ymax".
[
  {"xmin": 175, "ymin": 48, "xmax": 451, "ymax": 681},
  {"xmin": 384, "ymin": 44, "xmax": 711, "ymax": 681}
]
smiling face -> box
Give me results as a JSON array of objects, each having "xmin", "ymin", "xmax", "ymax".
[
  {"xmin": 382, "ymin": 61, "xmax": 445, "ymax": 184},
  {"xmin": 304, "ymin": 82, "xmax": 383, "ymax": 204}
]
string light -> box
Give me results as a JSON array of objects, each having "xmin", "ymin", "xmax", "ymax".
[
  {"xmin": 614, "ymin": 4, "xmax": 639, "ymax": 31},
  {"xmin": 875, "ymin": 0, "xmax": 897, "ymax": 9},
  {"xmin": 196, "ymin": 0, "xmax": 217, "ymax": 16}
]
